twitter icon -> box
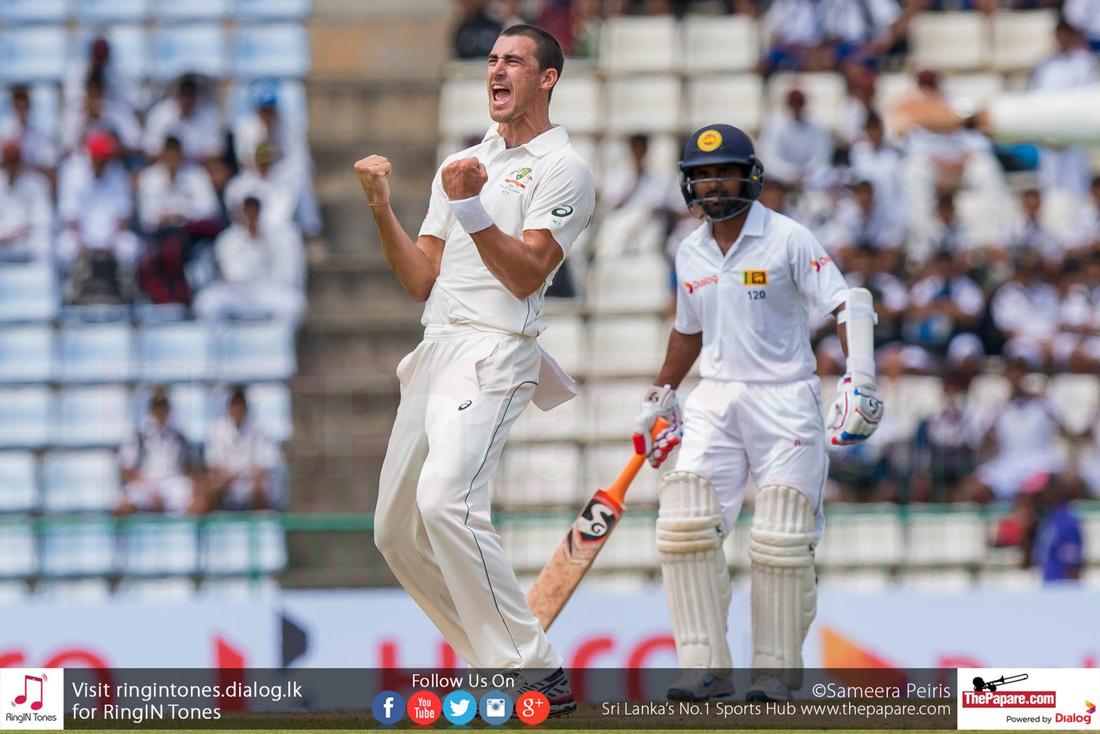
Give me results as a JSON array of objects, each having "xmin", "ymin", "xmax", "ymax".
[{"xmin": 442, "ymin": 690, "xmax": 478, "ymax": 726}]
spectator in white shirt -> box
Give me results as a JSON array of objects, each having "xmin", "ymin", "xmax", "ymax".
[
  {"xmin": 63, "ymin": 36, "xmax": 141, "ymax": 116},
  {"xmin": 908, "ymin": 189, "xmax": 980, "ymax": 264},
  {"xmin": 233, "ymin": 84, "xmax": 306, "ymax": 170},
  {"xmin": 596, "ymin": 134, "xmax": 674, "ymax": 258},
  {"xmin": 224, "ymin": 142, "xmax": 321, "ymax": 238},
  {"xmin": 898, "ymin": 70, "xmax": 1006, "ymax": 235},
  {"xmin": 963, "ymin": 358, "xmax": 1069, "ymax": 503},
  {"xmin": 61, "ymin": 73, "xmax": 142, "ymax": 158},
  {"xmin": 761, "ymin": 0, "xmax": 830, "ymax": 71},
  {"xmin": 194, "ymin": 196, "xmax": 305, "ymax": 324},
  {"xmin": 819, "ymin": 0, "xmax": 907, "ymax": 67},
  {"xmin": 0, "ymin": 140, "xmax": 52, "ymax": 263},
  {"xmin": 844, "ymin": 242, "xmax": 908, "ymax": 344},
  {"xmin": 825, "ymin": 178, "xmax": 906, "ymax": 263},
  {"xmin": 143, "ymin": 74, "xmax": 225, "ymax": 163},
  {"xmin": 1030, "ymin": 19, "xmax": 1099, "ymax": 195},
  {"xmin": 1000, "ymin": 187, "xmax": 1066, "ymax": 269},
  {"xmin": 991, "ymin": 251, "xmax": 1063, "ymax": 369},
  {"xmin": 904, "ymin": 247, "xmax": 984, "ymax": 349},
  {"xmin": 758, "ymin": 88, "xmax": 834, "ymax": 189},
  {"xmin": 56, "ymin": 130, "xmax": 138, "ymax": 269},
  {"xmin": 1054, "ymin": 251, "xmax": 1100, "ymax": 372},
  {"xmin": 849, "ymin": 111, "xmax": 905, "ymax": 218},
  {"xmin": 1064, "ymin": 0, "xmax": 1100, "ymax": 51},
  {"xmin": 117, "ymin": 387, "xmax": 198, "ymax": 515},
  {"xmin": 0, "ymin": 84, "xmax": 58, "ymax": 173},
  {"xmin": 197, "ymin": 387, "xmax": 281, "ymax": 512},
  {"xmin": 137, "ymin": 135, "xmax": 219, "ymax": 235}
]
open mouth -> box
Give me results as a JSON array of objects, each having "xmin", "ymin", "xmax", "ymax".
[{"xmin": 491, "ymin": 85, "xmax": 512, "ymax": 105}]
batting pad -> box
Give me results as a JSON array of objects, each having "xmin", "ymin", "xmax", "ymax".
[
  {"xmin": 749, "ymin": 484, "xmax": 816, "ymax": 689},
  {"xmin": 656, "ymin": 471, "xmax": 732, "ymax": 670}
]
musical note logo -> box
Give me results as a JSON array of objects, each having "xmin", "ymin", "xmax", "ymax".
[{"xmin": 13, "ymin": 672, "xmax": 46, "ymax": 711}]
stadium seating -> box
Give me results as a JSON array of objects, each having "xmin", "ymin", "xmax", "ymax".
[
  {"xmin": 910, "ymin": 12, "xmax": 992, "ymax": 71},
  {"xmin": 155, "ymin": 0, "xmax": 231, "ymax": 21},
  {"xmin": 216, "ymin": 321, "xmax": 297, "ymax": 382},
  {"xmin": 539, "ymin": 314, "xmax": 585, "ymax": 376},
  {"xmin": 0, "ymin": 452, "xmax": 38, "ymax": 513},
  {"xmin": 41, "ymin": 450, "xmax": 120, "ymax": 513},
  {"xmin": 439, "ymin": 78, "xmax": 493, "ymax": 140},
  {"xmin": 59, "ymin": 323, "xmax": 135, "ymax": 384},
  {"xmin": 0, "ymin": 26, "xmax": 68, "ymax": 82},
  {"xmin": 164, "ymin": 383, "xmax": 214, "ymax": 443},
  {"xmin": 40, "ymin": 517, "xmax": 117, "ymax": 576},
  {"xmin": 766, "ymin": 72, "xmax": 847, "ymax": 133},
  {"xmin": 200, "ymin": 515, "xmax": 287, "ymax": 573},
  {"xmin": 235, "ymin": 0, "xmax": 312, "ymax": 20},
  {"xmin": 0, "ymin": 325, "xmax": 54, "ymax": 384},
  {"xmin": 76, "ymin": 0, "xmax": 151, "ymax": 22},
  {"xmin": 0, "ymin": 388, "xmax": 52, "ymax": 449},
  {"xmin": 151, "ymin": 24, "xmax": 227, "ymax": 80},
  {"xmin": 495, "ymin": 443, "xmax": 582, "ymax": 507},
  {"xmin": 137, "ymin": 321, "xmax": 214, "ymax": 383},
  {"xmin": 0, "ymin": 0, "xmax": 68, "ymax": 23},
  {"xmin": 682, "ymin": 14, "xmax": 759, "ymax": 73},
  {"xmin": 586, "ymin": 316, "xmax": 666, "ymax": 378},
  {"xmin": 71, "ymin": 25, "xmax": 149, "ymax": 79},
  {"xmin": 904, "ymin": 505, "xmax": 987, "ymax": 567},
  {"xmin": 121, "ymin": 518, "xmax": 198, "ymax": 575},
  {"xmin": 544, "ymin": 76, "xmax": 602, "ymax": 135},
  {"xmin": 604, "ymin": 77, "xmax": 682, "ymax": 134},
  {"xmin": 815, "ymin": 504, "xmax": 905, "ymax": 569},
  {"xmin": 233, "ymin": 23, "xmax": 310, "ymax": 78},
  {"xmin": 53, "ymin": 385, "xmax": 133, "ymax": 447},
  {"xmin": 991, "ymin": 10, "xmax": 1057, "ymax": 72},
  {"xmin": 598, "ymin": 16, "xmax": 680, "ymax": 75},
  {"xmin": 245, "ymin": 382, "xmax": 294, "ymax": 443},
  {"xmin": 510, "ymin": 391, "xmax": 585, "ymax": 443},
  {"xmin": 686, "ymin": 75, "xmax": 765, "ymax": 134},
  {"xmin": 586, "ymin": 380, "xmax": 652, "ymax": 442},
  {"xmin": 0, "ymin": 265, "xmax": 59, "ymax": 323},
  {"xmin": 587, "ymin": 254, "xmax": 671, "ymax": 314}
]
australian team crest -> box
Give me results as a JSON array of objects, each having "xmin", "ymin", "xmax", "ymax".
[{"xmin": 501, "ymin": 166, "xmax": 533, "ymax": 194}]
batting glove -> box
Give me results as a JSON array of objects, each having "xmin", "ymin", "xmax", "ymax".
[
  {"xmin": 826, "ymin": 376, "xmax": 884, "ymax": 446},
  {"xmin": 634, "ymin": 385, "xmax": 683, "ymax": 468}
]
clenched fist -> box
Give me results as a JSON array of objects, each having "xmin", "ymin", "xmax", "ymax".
[
  {"xmin": 441, "ymin": 157, "xmax": 488, "ymax": 200},
  {"xmin": 353, "ymin": 155, "xmax": 391, "ymax": 206}
]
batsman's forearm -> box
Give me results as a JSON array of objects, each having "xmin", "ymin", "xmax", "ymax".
[
  {"xmin": 370, "ymin": 205, "xmax": 436, "ymax": 302},
  {"xmin": 470, "ymin": 226, "xmax": 554, "ymax": 299},
  {"xmin": 655, "ymin": 329, "xmax": 702, "ymax": 389}
]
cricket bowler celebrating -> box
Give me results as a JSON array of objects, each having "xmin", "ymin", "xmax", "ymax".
[
  {"xmin": 634, "ymin": 124, "xmax": 884, "ymax": 703},
  {"xmin": 353, "ymin": 25, "xmax": 593, "ymax": 712}
]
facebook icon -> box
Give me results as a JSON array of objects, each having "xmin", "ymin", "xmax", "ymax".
[{"xmin": 371, "ymin": 690, "xmax": 405, "ymax": 725}]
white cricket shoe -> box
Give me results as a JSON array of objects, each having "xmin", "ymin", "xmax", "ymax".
[
  {"xmin": 744, "ymin": 673, "xmax": 791, "ymax": 702},
  {"xmin": 666, "ymin": 670, "xmax": 735, "ymax": 702}
]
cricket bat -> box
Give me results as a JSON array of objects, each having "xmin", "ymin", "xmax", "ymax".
[{"xmin": 526, "ymin": 419, "xmax": 667, "ymax": 630}]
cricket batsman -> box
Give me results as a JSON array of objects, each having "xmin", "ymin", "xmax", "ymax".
[
  {"xmin": 634, "ymin": 124, "xmax": 884, "ymax": 702},
  {"xmin": 353, "ymin": 24, "xmax": 593, "ymax": 713}
]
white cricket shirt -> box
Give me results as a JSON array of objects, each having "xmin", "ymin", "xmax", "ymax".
[
  {"xmin": 673, "ymin": 202, "xmax": 849, "ymax": 383},
  {"xmin": 418, "ymin": 124, "xmax": 595, "ymax": 336}
]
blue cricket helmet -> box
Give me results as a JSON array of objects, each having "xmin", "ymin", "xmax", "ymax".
[{"xmin": 679, "ymin": 124, "xmax": 764, "ymax": 221}]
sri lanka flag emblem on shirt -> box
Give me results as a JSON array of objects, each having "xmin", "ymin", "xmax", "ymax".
[
  {"xmin": 811, "ymin": 256, "xmax": 833, "ymax": 272},
  {"xmin": 743, "ymin": 270, "xmax": 768, "ymax": 285}
]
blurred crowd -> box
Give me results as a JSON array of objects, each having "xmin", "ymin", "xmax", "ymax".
[
  {"xmin": 0, "ymin": 36, "xmax": 317, "ymax": 323},
  {"xmin": 454, "ymin": 0, "xmax": 1100, "ymax": 61},
  {"xmin": 449, "ymin": 0, "xmax": 1100, "ymax": 562},
  {"xmin": 116, "ymin": 385, "xmax": 282, "ymax": 516}
]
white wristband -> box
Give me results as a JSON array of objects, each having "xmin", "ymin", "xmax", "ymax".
[
  {"xmin": 846, "ymin": 355, "xmax": 876, "ymax": 382},
  {"xmin": 449, "ymin": 195, "xmax": 494, "ymax": 234}
]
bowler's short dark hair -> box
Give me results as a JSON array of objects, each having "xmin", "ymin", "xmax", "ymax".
[{"xmin": 498, "ymin": 24, "xmax": 564, "ymax": 100}]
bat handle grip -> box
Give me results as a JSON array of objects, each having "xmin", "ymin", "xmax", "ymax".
[{"xmin": 607, "ymin": 418, "xmax": 668, "ymax": 505}]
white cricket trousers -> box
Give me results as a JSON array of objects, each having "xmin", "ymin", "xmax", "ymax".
[
  {"xmin": 374, "ymin": 324, "xmax": 562, "ymax": 670},
  {"xmin": 675, "ymin": 378, "xmax": 830, "ymax": 539}
]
